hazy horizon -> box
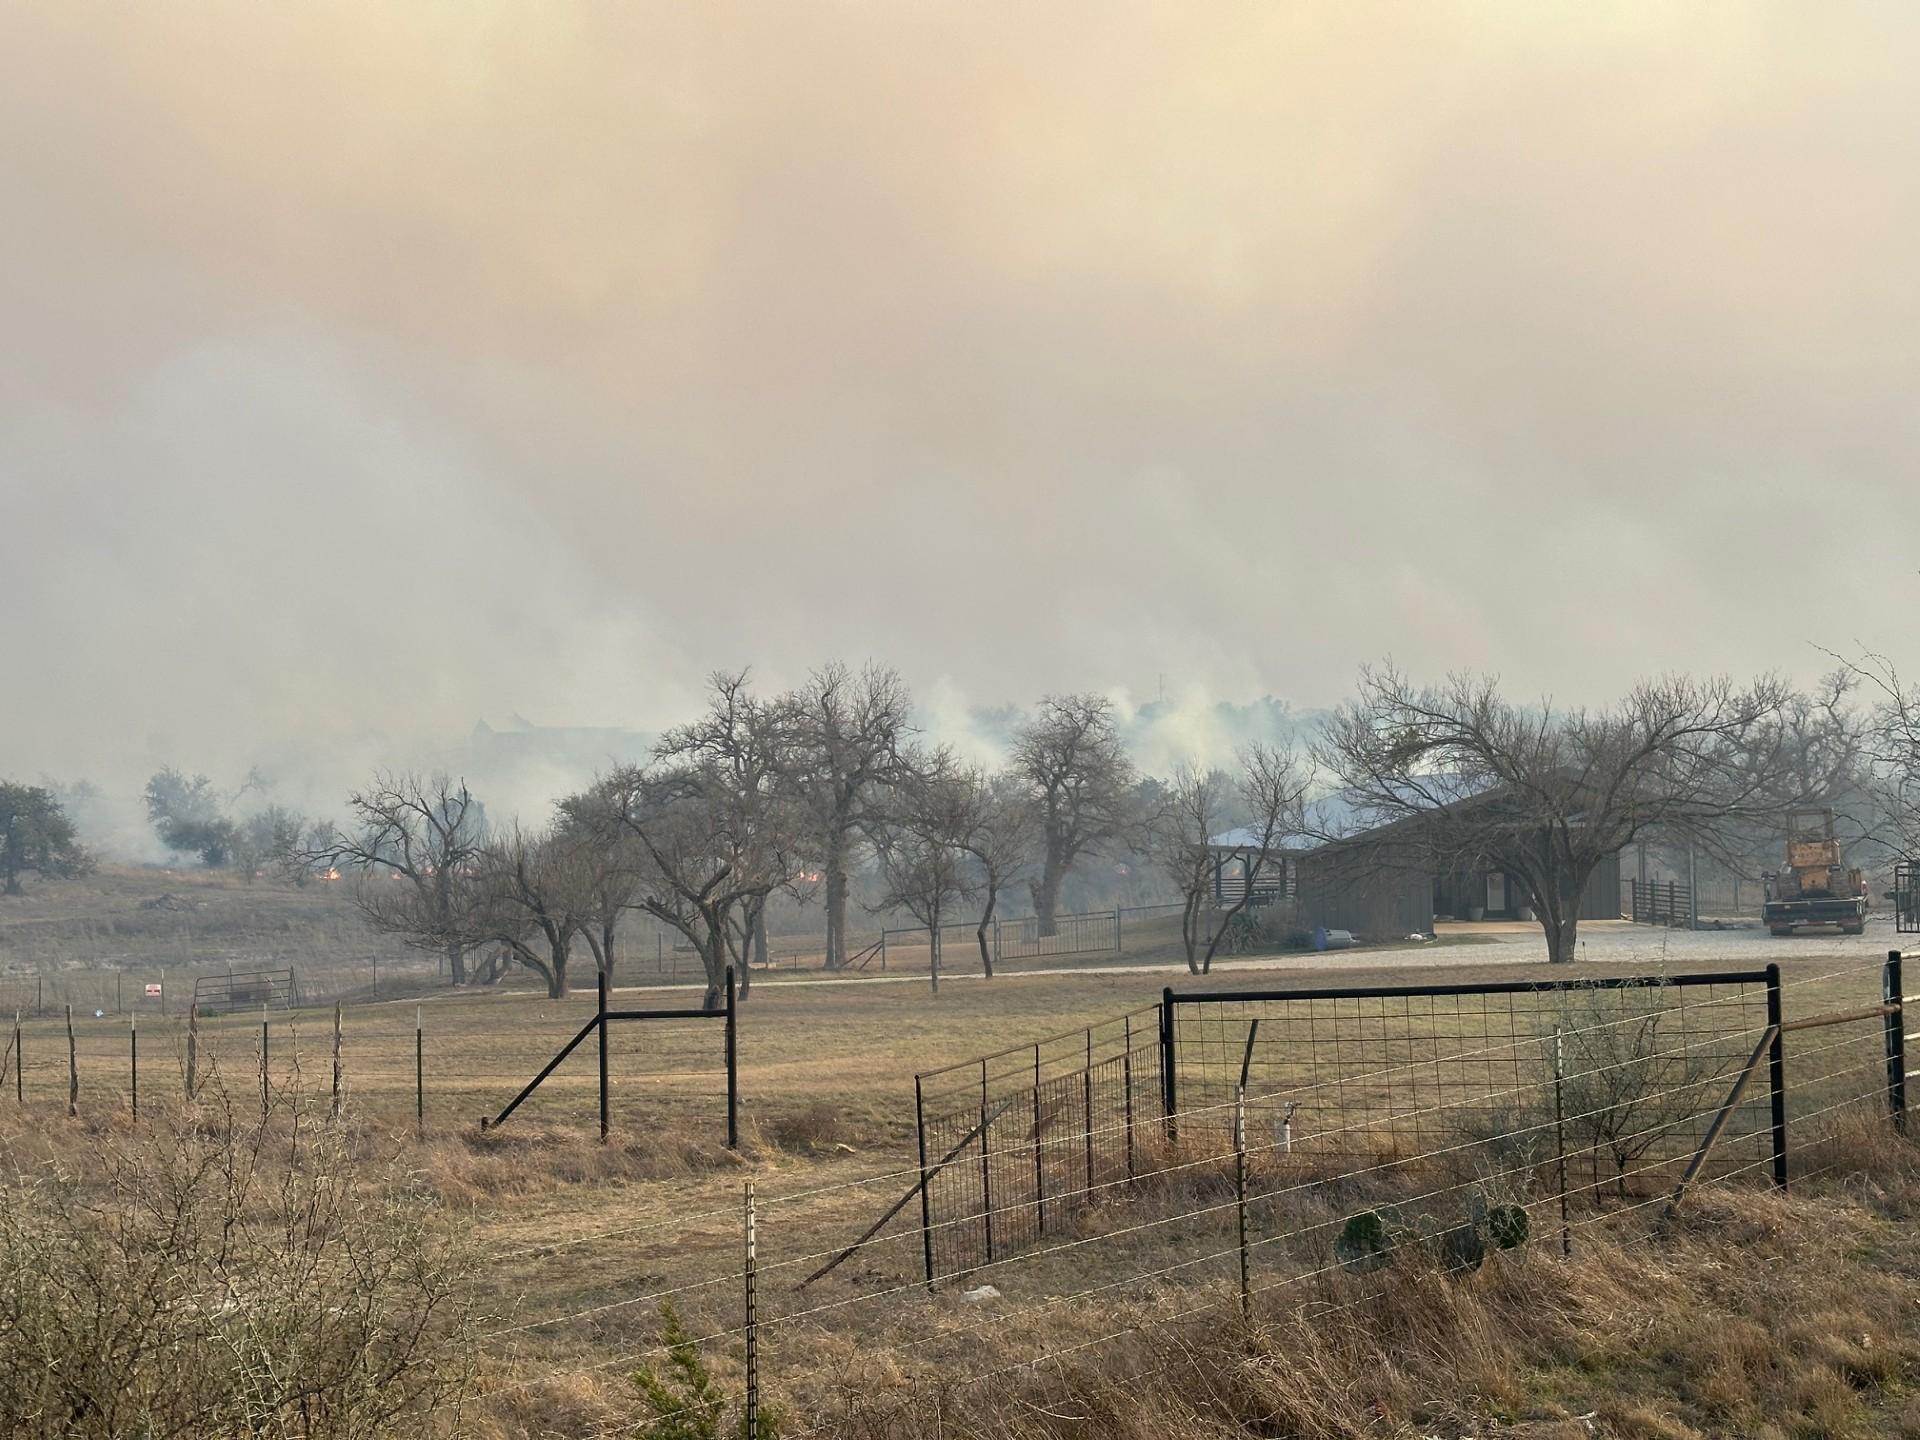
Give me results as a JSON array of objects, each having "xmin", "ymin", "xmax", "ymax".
[{"xmin": 6, "ymin": 4, "xmax": 1917, "ymax": 811}]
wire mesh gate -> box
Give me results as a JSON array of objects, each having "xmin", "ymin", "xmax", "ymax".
[
  {"xmin": 1160, "ymin": 971, "xmax": 1781, "ymax": 1195},
  {"xmin": 914, "ymin": 1008, "xmax": 1160, "ymax": 1281},
  {"xmin": 1898, "ymin": 861, "xmax": 1919, "ymax": 935}
]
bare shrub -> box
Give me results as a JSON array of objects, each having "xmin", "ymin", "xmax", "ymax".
[
  {"xmin": 0, "ymin": 1088, "xmax": 478, "ymax": 1438},
  {"xmin": 769, "ymin": 1101, "xmax": 852, "ymax": 1154},
  {"xmin": 1553, "ymin": 986, "xmax": 1724, "ymax": 1199}
]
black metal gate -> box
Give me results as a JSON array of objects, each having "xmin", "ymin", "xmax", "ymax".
[
  {"xmin": 193, "ymin": 967, "xmax": 299, "ymax": 1012},
  {"xmin": 1627, "ymin": 879, "xmax": 1694, "ymax": 927},
  {"xmin": 1898, "ymin": 861, "xmax": 1920, "ymax": 935}
]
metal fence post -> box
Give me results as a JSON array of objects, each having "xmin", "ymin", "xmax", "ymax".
[
  {"xmin": 129, "ymin": 1013, "xmax": 137, "ymax": 1119},
  {"xmin": 1083, "ymin": 1067, "xmax": 1094, "ymax": 1197},
  {"xmin": 914, "ymin": 1075, "xmax": 936, "ymax": 1288},
  {"xmin": 185, "ymin": 1002, "xmax": 198, "ymax": 1101},
  {"xmin": 743, "ymin": 1180, "xmax": 759, "ymax": 1436},
  {"xmin": 11, "ymin": 1012, "xmax": 19, "ymax": 1105},
  {"xmin": 331, "ymin": 1001, "xmax": 343, "ymax": 1121},
  {"xmin": 1766, "ymin": 962, "xmax": 1788, "ymax": 1189},
  {"xmin": 1160, "ymin": 988, "xmax": 1178, "ymax": 1142},
  {"xmin": 1553, "ymin": 1025, "xmax": 1569, "ymax": 1258},
  {"xmin": 598, "ymin": 970, "xmax": 610, "ymax": 1143},
  {"xmin": 1886, "ymin": 950, "xmax": 1906, "ymax": 1132},
  {"xmin": 415, "ymin": 1006, "xmax": 425, "ymax": 1140},
  {"xmin": 65, "ymin": 1005, "xmax": 77, "ymax": 1117},
  {"xmin": 1115, "ymin": 906, "xmax": 1123, "ymax": 954},
  {"xmin": 979, "ymin": 1061, "xmax": 995, "ymax": 1262},
  {"xmin": 1122, "ymin": 1012, "xmax": 1135, "ymax": 1182},
  {"xmin": 1027, "ymin": 1041, "xmax": 1046, "ymax": 1236},
  {"xmin": 260, "ymin": 1003, "xmax": 270, "ymax": 1117},
  {"xmin": 725, "ymin": 967, "xmax": 739, "ymax": 1150},
  {"xmin": 1235, "ymin": 1085, "xmax": 1250, "ymax": 1320}
]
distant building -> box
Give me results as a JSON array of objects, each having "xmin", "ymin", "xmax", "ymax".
[{"xmin": 1207, "ymin": 798, "xmax": 1626, "ymax": 941}]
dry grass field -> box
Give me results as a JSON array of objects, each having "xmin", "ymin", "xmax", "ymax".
[{"xmin": 5, "ymin": 868, "xmax": 1920, "ymax": 1437}]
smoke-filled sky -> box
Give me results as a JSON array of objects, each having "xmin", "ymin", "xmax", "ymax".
[{"xmin": 5, "ymin": 3, "xmax": 1918, "ymax": 813}]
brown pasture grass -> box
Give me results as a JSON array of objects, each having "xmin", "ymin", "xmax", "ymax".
[{"xmin": 6, "ymin": 870, "xmax": 1920, "ymax": 1434}]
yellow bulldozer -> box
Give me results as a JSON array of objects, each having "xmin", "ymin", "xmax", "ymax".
[{"xmin": 1763, "ymin": 808, "xmax": 1868, "ymax": 937}]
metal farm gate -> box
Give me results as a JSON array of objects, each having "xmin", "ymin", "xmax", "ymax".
[
  {"xmin": 1898, "ymin": 861, "xmax": 1919, "ymax": 935},
  {"xmin": 192, "ymin": 967, "xmax": 300, "ymax": 1012},
  {"xmin": 908, "ymin": 960, "xmax": 1920, "ymax": 1285},
  {"xmin": 1627, "ymin": 879, "xmax": 1695, "ymax": 928},
  {"xmin": 1158, "ymin": 972, "xmax": 1779, "ymax": 1183},
  {"xmin": 913, "ymin": 1008, "xmax": 1160, "ymax": 1282}
]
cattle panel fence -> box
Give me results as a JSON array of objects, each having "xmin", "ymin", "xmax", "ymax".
[
  {"xmin": 915, "ymin": 959, "xmax": 1907, "ymax": 1284},
  {"xmin": 914, "ymin": 1007, "xmax": 1161, "ymax": 1281}
]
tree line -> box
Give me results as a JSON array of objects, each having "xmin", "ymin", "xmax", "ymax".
[{"xmin": 6, "ymin": 652, "xmax": 1919, "ymax": 990}]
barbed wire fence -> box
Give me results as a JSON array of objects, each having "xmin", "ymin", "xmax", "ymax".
[{"xmin": 441, "ymin": 950, "xmax": 1912, "ymax": 1437}]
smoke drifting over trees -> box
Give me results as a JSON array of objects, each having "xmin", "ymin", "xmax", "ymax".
[{"xmin": 5, "ymin": 7, "xmax": 1918, "ymax": 808}]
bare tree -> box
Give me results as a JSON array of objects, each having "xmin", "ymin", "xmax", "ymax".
[
  {"xmin": 316, "ymin": 773, "xmax": 487, "ymax": 985},
  {"xmin": 231, "ymin": 805, "xmax": 312, "ymax": 887},
  {"xmin": 555, "ymin": 809, "xmax": 640, "ymax": 982},
  {"xmin": 1827, "ymin": 648, "xmax": 1920, "ymax": 861},
  {"xmin": 782, "ymin": 662, "xmax": 912, "ymax": 970},
  {"xmin": 1151, "ymin": 746, "xmax": 1311, "ymax": 974},
  {"xmin": 1010, "ymin": 694, "xmax": 1137, "ymax": 935},
  {"xmin": 1649, "ymin": 670, "xmax": 1870, "ymax": 906},
  {"xmin": 948, "ymin": 768, "xmax": 1036, "ymax": 979},
  {"xmin": 1554, "ymin": 986, "xmax": 1720, "ymax": 1200},
  {"xmin": 870, "ymin": 764, "xmax": 975, "ymax": 995},
  {"xmin": 455, "ymin": 823, "xmax": 590, "ymax": 999},
  {"xmin": 1316, "ymin": 667, "xmax": 1790, "ymax": 964},
  {"xmin": 572, "ymin": 672, "xmax": 801, "ymax": 1010}
]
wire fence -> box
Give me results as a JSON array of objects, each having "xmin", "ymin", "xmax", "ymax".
[
  {"xmin": 915, "ymin": 1007, "xmax": 1163, "ymax": 1278},
  {"xmin": 464, "ymin": 952, "xmax": 1912, "ymax": 1438},
  {"xmin": 1, "ymin": 950, "xmax": 1910, "ymax": 1438}
]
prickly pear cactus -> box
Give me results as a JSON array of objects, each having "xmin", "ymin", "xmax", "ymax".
[
  {"xmin": 1436, "ymin": 1220, "xmax": 1487, "ymax": 1271},
  {"xmin": 1486, "ymin": 1203, "xmax": 1530, "ymax": 1250},
  {"xmin": 1334, "ymin": 1210, "xmax": 1393, "ymax": 1272}
]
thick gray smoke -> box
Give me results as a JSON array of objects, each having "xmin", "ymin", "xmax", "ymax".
[{"xmin": 5, "ymin": 4, "xmax": 1917, "ymax": 833}]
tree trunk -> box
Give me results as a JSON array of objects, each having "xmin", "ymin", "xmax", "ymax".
[
  {"xmin": 699, "ymin": 931, "xmax": 726, "ymax": 1012},
  {"xmin": 1536, "ymin": 868, "xmax": 1587, "ymax": 964},
  {"xmin": 1182, "ymin": 895, "xmax": 1203, "ymax": 975},
  {"xmin": 2, "ymin": 872, "xmax": 19, "ymax": 896},
  {"xmin": 824, "ymin": 851, "xmax": 849, "ymax": 969},
  {"xmin": 753, "ymin": 907, "xmax": 768, "ymax": 970},
  {"xmin": 929, "ymin": 907, "xmax": 941, "ymax": 996},
  {"xmin": 975, "ymin": 887, "xmax": 997, "ymax": 978},
  {"xmin": 1034, "ymin": 854, "xmax": 1066, "ymax": 938},
  {"xmin": 446, "ymin": 943, "xmax": 466, "ymax": 987}
]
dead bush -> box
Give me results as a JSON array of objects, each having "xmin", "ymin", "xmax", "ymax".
[{"xmin": 0, "ymin": 1086, "xmax": 478, "ymax": 1438}]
